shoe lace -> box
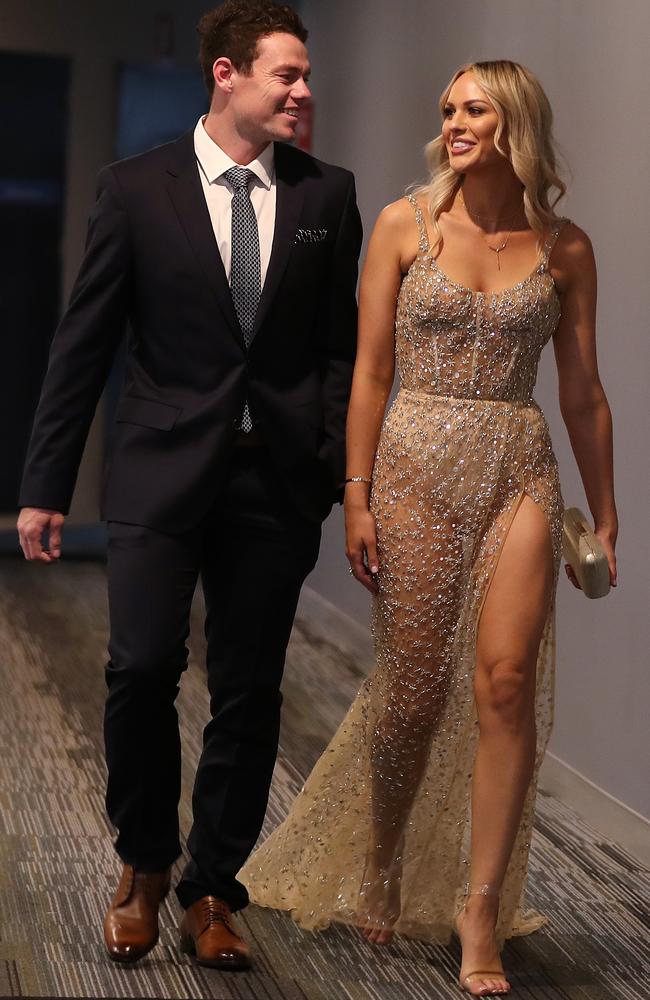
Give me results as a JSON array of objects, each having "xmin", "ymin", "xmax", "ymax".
[{"xmin": 201, "ymin": 897, "xmax": 235, "ymax": 934}]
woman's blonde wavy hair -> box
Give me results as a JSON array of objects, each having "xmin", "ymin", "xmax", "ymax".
[{"xmin": 413, "ymin": 60, "xmax": 566, "ymax": 253}]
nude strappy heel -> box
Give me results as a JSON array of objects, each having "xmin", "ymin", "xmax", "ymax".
[{"xmin": 455, "ymin": 883, "xmax": 511, "ymax": 996}]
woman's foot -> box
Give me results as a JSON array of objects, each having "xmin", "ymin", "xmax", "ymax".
[
  {"xmin": 454, "ymin": 885, "xmax": 510, "ymax": 996},
  {"xmin": 357, "ymin": 861, "xmax": 402, "ymax": 945}
]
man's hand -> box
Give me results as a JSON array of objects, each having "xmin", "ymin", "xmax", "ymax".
[{"xmin": 17, "ymin": 508, "xmax": 65, "ymax": 563}]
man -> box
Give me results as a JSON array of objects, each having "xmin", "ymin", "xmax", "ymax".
[{"xmin": 18, "ymin": 0, "xmax": 361, "ymax": 971}]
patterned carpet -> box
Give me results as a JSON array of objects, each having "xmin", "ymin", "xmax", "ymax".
[{"xmin": 0, "ymin": 555, "xmax": 648, "ymax": 999}]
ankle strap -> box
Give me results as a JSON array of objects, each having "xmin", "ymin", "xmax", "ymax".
[{"xmin": 463, "ymin": 882, "xmax": 500, "ymax": 897}]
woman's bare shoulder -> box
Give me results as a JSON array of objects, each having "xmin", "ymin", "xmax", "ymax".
[
  {"xmin": 554, "ymin": 219, "xmax": 594, "ymax": 261},
  {"xmin": 374, "ymin": 195, "xmax": 419, "ymax": 233},
  {"xmin": 551, "ymin": 219, "xmax": 596, "ymax": 287}
]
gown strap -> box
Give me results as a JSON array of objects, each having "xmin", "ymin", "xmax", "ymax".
[
  {"xmin": 406, "ymin": 193, "xmax": 431, "ymax": 254},
  {"xmin": 539, "ymin": 217, "xmax": 570, "ymax": 272}
]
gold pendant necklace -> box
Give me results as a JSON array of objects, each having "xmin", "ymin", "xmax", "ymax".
[
  {"xmin": 458, "ymin": 192, "xmax": 518, "ymax": 270},
  {"xmin": 458, "ymin": 191, "xmax": 521, "ymax": 225},
  {"xmin": 486, "ymin": 231, "xmax": 512, "ymax": 271}
]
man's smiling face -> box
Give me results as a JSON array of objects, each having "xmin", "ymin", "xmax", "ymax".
[{"xmin": 228, "ymin": 32, "xmax": 312, "ymax": 147}]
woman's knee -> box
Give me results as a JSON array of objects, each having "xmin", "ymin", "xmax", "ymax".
[
  {"xmin": 372, "ymin": 690, "xmax": 448, "ymax": 756},
  {"xmin": 475, "ymin": 657, "xmax": 536, "ymax": 727}
]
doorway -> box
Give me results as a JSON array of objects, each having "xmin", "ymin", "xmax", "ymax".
[{"xmin": 0, "ymin": 51, "xmax": 70, "ymax": 512}]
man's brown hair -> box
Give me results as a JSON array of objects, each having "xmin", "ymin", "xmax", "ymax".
[{"xmin": 197, "ymin": 0, "xmax": 308, "ymax": 96}]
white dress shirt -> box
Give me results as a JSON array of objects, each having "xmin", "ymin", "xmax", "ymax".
[{"xmin": 193, "ymin": 116, "xmax": 276, "ymax": 288}]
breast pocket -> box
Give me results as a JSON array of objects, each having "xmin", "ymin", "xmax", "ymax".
[
  {"xmin": 294, "ymin": 228, "xmax": 329, "ymax": 246},
  {"xmin": 115, "ymin": 396, "xmax": 181, "ymax": 431}
]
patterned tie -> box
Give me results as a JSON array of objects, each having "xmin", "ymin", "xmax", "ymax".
[{"xmin": 224, "ymin": 166, "xmax": 260, "ymax": 433}]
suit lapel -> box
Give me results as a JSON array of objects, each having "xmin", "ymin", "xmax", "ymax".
[
  {"xmin": 252, "ymin": 142, "xmax": 304, "ymax": 341},
  {"xmin": 165, "ymin": 134, "xmax": 243, "ymax": 347}
]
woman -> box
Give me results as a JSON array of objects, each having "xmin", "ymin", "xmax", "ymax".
[{"xmin": 240, "ymin": 61, "xmax": 617, "ymax": 996}]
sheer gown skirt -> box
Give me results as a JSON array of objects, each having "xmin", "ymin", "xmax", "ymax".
[{"xmin": 240, "ymin": 388, "xmax": 564, "ymax": 946}]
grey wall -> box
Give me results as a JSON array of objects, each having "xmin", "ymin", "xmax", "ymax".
[{"xmin": 302, "ymin": 0, "xmax": 650, "ymax": 819}]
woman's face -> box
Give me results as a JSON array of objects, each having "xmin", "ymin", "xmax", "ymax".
[{"xmin": 442, "ymin": 71, "xmax": 503, "ymax": 174}]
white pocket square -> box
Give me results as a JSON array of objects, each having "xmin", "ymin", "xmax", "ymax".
[{"xmin": 294, "ymin": 227, "xmax": 328, "ymax": 244}]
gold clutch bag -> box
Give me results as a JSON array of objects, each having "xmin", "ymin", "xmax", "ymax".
[{"xmin": 562, "ymin": 507, "xmax": 610, "ymax": 599}]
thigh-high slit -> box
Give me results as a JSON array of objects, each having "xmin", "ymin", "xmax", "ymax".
[{"xmin": 240, "ymin": 391, "xmax": 564, "ymax": 947}]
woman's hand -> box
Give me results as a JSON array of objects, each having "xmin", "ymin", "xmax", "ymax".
[
  {"xmin": 345, "ymin": 497, "xmax": 380, "ymax": 594},
  {"xmin": 564, "ymin": 521, "xmax": 618, "ymax": 590},
  {"xmin": 596, "ymin": 523, "xmax": 618, "ymax": 588}
]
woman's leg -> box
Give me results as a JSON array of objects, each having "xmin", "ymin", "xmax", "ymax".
[
  {"xmin": 457, "ymin": 493, "xmax": 554, "ymax": 995},
  {"xmin": 361, "ymin": 507, "xmax": 463, "ymax": 943}
]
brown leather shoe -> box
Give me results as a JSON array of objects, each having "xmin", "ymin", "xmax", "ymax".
[
  {"xmin": 179, "ymin": 896, "xmax": 251, "ymax": 970},
  {"xmin": 103, "ymin": 863, "xmax": 171, "ymax": 963}
]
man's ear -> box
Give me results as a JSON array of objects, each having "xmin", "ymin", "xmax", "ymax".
[{"xmin": 213, "ymin": 56, "xmax": 234, "ymax": 96}]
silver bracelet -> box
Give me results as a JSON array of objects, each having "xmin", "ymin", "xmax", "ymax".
[{"xmin": 343, "ymin": 476, "xmax": 372, "ymax": 484}]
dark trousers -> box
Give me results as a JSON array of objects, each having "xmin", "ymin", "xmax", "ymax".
[{"xmin": 104, "ymin": 444, "xmax": 322, "ymax": 911}]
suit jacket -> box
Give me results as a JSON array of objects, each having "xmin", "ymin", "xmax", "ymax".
[{"xmin": 19, "ymin": 133, "xmax": 362, "ymax": 530}]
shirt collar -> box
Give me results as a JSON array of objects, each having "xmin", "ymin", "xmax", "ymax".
[{"xmin": 194, "ymin": 116, "xmax": 274, "ymax": 189}]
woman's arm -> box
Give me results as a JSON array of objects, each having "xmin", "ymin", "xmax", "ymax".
[
  {"xmin": 345, "ymin": 200, "xmax": 415, "ymax": 593},
  {"xmin": 552, "ymin": 222, "xmax": 618, "ymax": 588}
]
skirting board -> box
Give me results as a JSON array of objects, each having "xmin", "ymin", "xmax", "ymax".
[{"xmin": 296, "ymin": 584, "xmax": 650, "ymax": 867}]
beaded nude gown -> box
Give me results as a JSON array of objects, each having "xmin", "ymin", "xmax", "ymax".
[{"xmin": 240, "ymin": 197, "xmax": 567, "ymax": 947}]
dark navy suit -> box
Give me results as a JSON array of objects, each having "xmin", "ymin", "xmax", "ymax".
[{"xmin": 20, "ymin": 132, "xmax": 362, "ymax": 910}]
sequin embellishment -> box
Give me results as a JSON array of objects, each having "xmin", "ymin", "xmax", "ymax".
[{"xmin": 240, "ymin": 197, "xmax": 567, "ymax": 947}]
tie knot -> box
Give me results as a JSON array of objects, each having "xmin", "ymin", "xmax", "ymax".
[{"xmin": 224, "ymin": 166, "xmax": 255, "ymax": 192}]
